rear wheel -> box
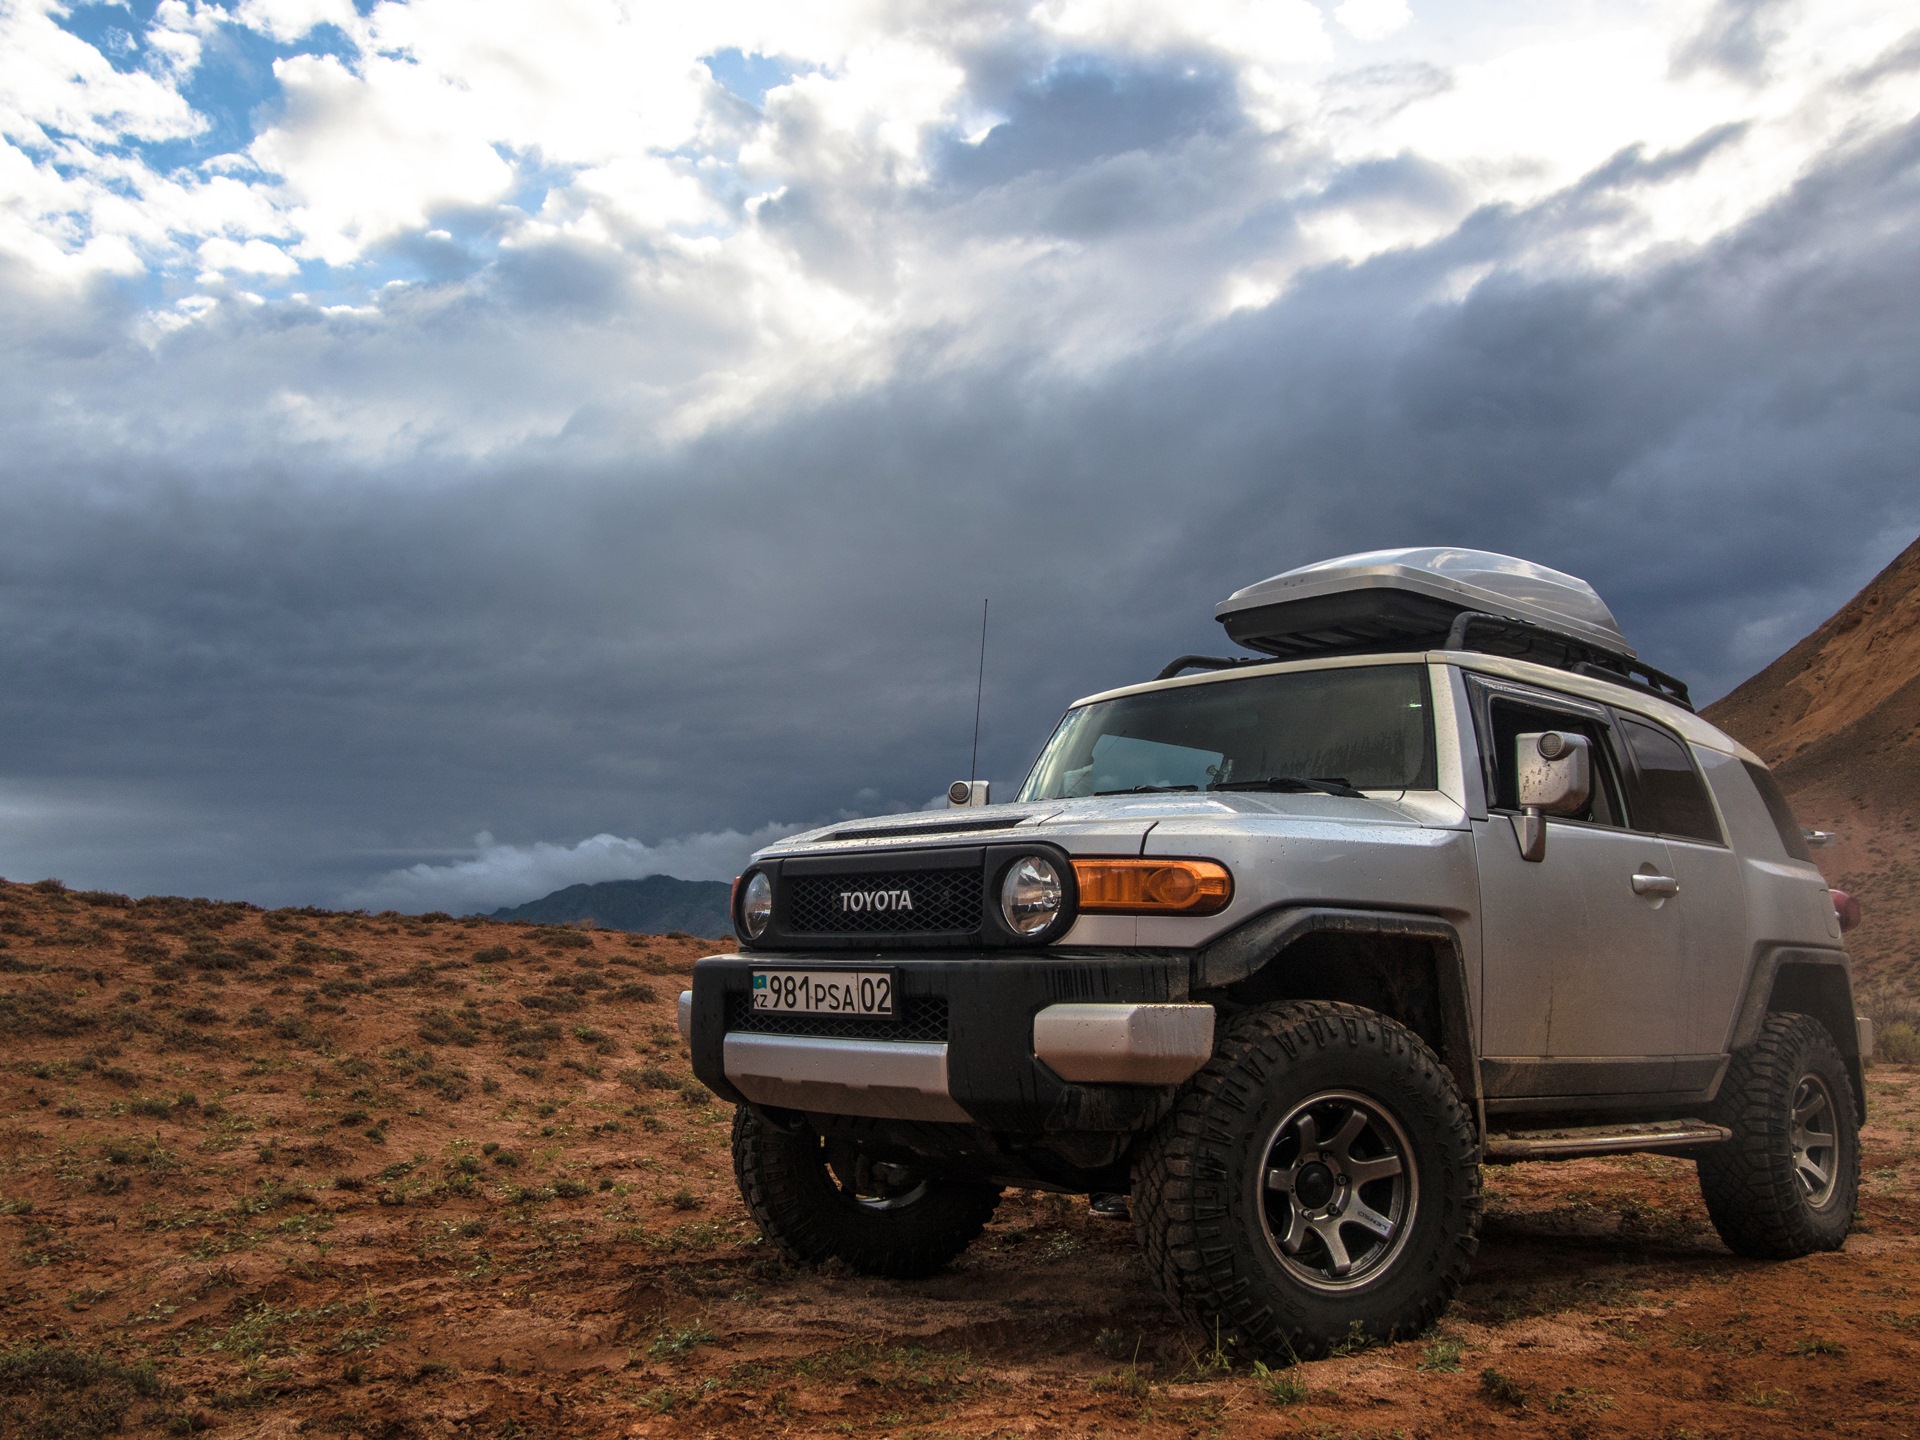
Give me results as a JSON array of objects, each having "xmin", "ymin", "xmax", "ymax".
[
  {"xmin": 731, "ymin": 1106, "xmax": 1001, "ymax": 1278},
  {"xmin": 1132, "ymin": 1001, "xmax": 1481, "ymax": 1362},
  {"xmin": 1698, "ymin": 1012, "xmax": 1859, "ymax": 1258}
]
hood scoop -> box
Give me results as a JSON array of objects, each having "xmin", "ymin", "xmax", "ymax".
[{"xmin": 826, "ymin": 815, "xmax": 1033, "ymax": 843}]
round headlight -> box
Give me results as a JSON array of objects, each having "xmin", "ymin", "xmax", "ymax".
[
  {"xmin": 1000, "ymin": 856, "xmax": 1064, "ymax": 938},
  {"xmin": 741, "ymin": 871, "xmax": 773, "ymax": 939}
]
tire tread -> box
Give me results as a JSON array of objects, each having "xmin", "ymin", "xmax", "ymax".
[
  {"xmin": 732, "ymin": 1108, "xmax": 1001, "ymax": 1279},
  {"xmin": 1133, "ymin": 1001, "xmax": 1480, "ymax": 1361},
  {"xmin": 1698, "ymin": 1011, "xmax": 1859, "ymax": 1259}
]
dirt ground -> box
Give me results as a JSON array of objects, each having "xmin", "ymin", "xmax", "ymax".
[{"xmin": 4, "ymin": 878, "xmax": 1919, "ymax": 1440}]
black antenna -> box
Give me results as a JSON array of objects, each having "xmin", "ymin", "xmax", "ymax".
[{"xmin": 968, "ymin": 599, "xmax": 988, "ymax": 783}]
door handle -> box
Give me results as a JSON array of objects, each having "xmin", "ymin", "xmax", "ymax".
[{"xmin": 1630, "ymin": 873, "xmax": 1680, "ymax": 898}]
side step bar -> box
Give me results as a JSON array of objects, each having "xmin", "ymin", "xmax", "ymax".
[{"xmin": 1484, "ymin": 1118, "xmax": 1731, "ymax": 1162}]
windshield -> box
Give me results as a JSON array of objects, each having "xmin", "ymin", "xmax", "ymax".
[{"xmin": 1019, "ymin": 664, "xmax": 1436, "ymax": 801}]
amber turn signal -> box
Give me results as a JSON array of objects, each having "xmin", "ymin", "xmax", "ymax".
[{"xmin": 1071, "ymin": 858, "xmax": 1233, "ymax": 915}]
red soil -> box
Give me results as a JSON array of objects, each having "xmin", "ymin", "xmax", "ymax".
[
  {"xmin": 4, "ymin": 878, "xmax": 1920, "ymax": 1439},
  {"xmin": 1704, "ymin": 532, "xmax": 1920, "ymax": 1000}
]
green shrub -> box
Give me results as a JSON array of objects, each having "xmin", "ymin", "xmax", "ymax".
[
  {"xmin": 0, "ymin": 988, "xmax": 96, "ymax": 1038},
  {"xmin": 0, "ymin": 1345, "xmax": 169, "ymax": 1440},
  {"xmin": 1480, "ymin": 1368, "xmax": 1527, "ymax": 1408},
  {"xmin": 418, "ymin": 1009, "xmax": 481, "ymax": 1047},
  {"xmin": 1250, "ymin": 1361, "xmax": 1307, "ymax": 1405},
  {"xmin": 519, "ymin": 992, "xmax": 583, "ymax": 1015},
  {"xmin": 1878, "ymin": 1022, "xmax": 1920, "ymax": 1065}
]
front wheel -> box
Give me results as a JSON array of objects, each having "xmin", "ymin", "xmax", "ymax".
[
  {"xmin": 1698, "ymin": 1012, "xmax": 1859, "ymax": 1258},
  {"xmin": 731, "ymin": 1106, "xmax": 1002, "ymax": 1279},
  {"xmin": 1132, "ymin": 1002, "xmax": 1481, "ymax": 1362}
]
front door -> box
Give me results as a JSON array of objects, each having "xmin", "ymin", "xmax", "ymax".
[{"xmin": 1469, "ymin": 678, "xmax": 1690, "ymax": 1101}]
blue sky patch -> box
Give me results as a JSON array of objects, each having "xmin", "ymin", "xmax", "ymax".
[
  {"xmin": 702, "ymin": 48, "xmax": 797, "ymax": 108},
  {"xmin": 50, "ymin": 3, "xmax": 361, "ymax": 175}
]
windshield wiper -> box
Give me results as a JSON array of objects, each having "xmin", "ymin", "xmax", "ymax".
[
  {"xmin": 1207, "ymin": 776, "xmax": 1366, "ymax": 798},
  {"xmin": 1092, "ymin": 784, "xmax": 1201, "ymax": 796}
]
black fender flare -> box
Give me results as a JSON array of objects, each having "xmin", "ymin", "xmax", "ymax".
[
  {"xmin": 1726, "ymin": 944, "xmax": 1864, "ymax": 1115},
  {"xmin": 1190, "ymin": 906, "xmax": 1483, "ymax": 1137}
]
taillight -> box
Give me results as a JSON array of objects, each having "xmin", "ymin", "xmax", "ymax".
[
  {"xmin": 1831, "ymin": 888, "xmax": 1861, "ymax": 934},
  {"xmin": 1072, "ymin": 858, "xmax": 1233, "ymax": 915}
]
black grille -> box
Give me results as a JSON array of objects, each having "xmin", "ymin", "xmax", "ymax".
[
  {"xmin": 725, "ymin": 990, "xmax": 949, "ymax": 1043},
  {"xmin": 786, "ymin": 868, "xmax": 981, "ymax": 935}
]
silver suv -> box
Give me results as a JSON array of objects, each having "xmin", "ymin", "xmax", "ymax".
[{"xmin": 683, "ymin": 548, "xmax": 1864, "ymax": 1360}]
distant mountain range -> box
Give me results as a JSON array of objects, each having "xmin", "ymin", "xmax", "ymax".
[{"xmin": 487, "ymin": 875, "xmax": 734, "ymax": 937}]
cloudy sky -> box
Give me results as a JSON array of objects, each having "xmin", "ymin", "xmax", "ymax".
[{"xmin": 1, "ymin": 0, "xmax": 1916, "ymax": 912}]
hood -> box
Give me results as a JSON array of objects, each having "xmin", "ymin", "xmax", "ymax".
[{"xmin": 755, "ymin": 789, "xmax": 1449, "ymax": 862}]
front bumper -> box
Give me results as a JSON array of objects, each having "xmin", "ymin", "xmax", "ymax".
[{"xmin": 686, "ymin": 951, "xmax": 1201, "ymax": 1132}]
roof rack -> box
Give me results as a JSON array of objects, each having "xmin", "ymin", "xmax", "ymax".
[
  {"xmin": 1443, "ymin": 611, "xmax": 1693, "ymax": 710},
  {"xmin": 1154, "ymin": 654, "xmax": 1263, "ymax": 680},
  {"xmin": 1151, "ymin": 612, "xmax": 1692, "ymax": 711}
]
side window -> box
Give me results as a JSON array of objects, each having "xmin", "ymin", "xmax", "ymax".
[
  {"xmin": 1618, "ymin": 718, "xmax": 1724, "ymax": 845},
  {"xmin": 1740, "ymin": 758, "xmax": 1814, "ymax": 862},
  {"xmin": 1484, "ymin": 698, "xmax": 1627, "ymax": 827}
]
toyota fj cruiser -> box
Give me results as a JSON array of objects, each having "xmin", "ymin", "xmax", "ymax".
[{"xmin": 682, "ymin": 548, "xmax": 1865, "ymax": 1360}]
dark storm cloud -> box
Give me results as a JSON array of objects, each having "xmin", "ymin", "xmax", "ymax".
[
  {"xmin": 2, "ymin": 66, "xmax": 1918, "ymax": 908},
  {"xmin": 937, "ymin": 59, "xmax": 1242, "ymax": 191}
]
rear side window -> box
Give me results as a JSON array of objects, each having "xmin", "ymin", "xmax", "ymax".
[
  {"xmin": 1741, "ymin": 759, "xmax": 1815, "ymax": 862},
  {"xmin": 1618, "ymin": 718, "xmax": 1723, "ymax": 844}
]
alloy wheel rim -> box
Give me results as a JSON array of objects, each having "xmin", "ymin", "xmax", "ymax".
[
  {"xmin": 847, "ymin": 1181, "xmax": 928, "ymax": 1212},
  {"xmin": 1257, "ymin": 1089, "xmax": 1418, "ymax": 1292},
  {"xmin": 1789, "ymin": 1072, "xmax": 1840, "ymax": 1209}
]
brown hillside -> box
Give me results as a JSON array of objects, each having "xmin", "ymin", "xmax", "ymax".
[
  {"xmin": 7, "ymin": 876, "xmax": 1920, "ymax": 1437},
  {"xmin": 1703, "ymin": 533, "xmax": 1920, "ymax": 998}
]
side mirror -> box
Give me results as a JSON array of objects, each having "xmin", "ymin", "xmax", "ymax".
[
  {"xmin": 1512, "ymin": 731, "xmax": 1591, "ymax": 862},
  {"xmin": 948, "ymin": 780, "xmax": 991, "ymax": 808}
]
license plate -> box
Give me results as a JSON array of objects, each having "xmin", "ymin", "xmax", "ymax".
[{"xmin": 752, "ymin": 969, "xmax": 894, "ymax": 1017}]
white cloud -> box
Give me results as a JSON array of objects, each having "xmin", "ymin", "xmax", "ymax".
[
  {"xmin": 1033, "ymin": 0, "xmax": 1331, "ymax": 68},
  {"xmin": 0, "ymin": 0, "xmax": 203, "ymax": 150},
  {"xmin": 198, "ymin": 235, "xmax": 300, "ymax": 275},
  {"xmin": 0, "ymin": 0, "xmax": 1915, "ymax": 453},
  {"xmin": 254, "ymin": 53, "xmax": 519, "ymax": 265},
  {"xmin": 343, "ymin": 823, "xmax": 807, "ymax": 914},
  {"xmin": 1333, "ymin": 0, "xmax": 1410, "ymax": 44},
  {"xmin": 234, "ymin": 0, "xmax": 358, "ymax": 44}
]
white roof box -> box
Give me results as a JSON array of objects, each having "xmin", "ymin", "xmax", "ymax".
[{"xmin": 1217, "ymin": 547, "xmax": 1633, "ymax": 660}]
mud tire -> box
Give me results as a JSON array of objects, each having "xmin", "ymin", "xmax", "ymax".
[
  {"xmin": 1698, "ymin": 1011, "xmax": 1859, "ymax": 1259},
  {"xmin": 1132, "ymin": 1001, "xmax": 1481, "ymax": 1363},
  {"xmin": 731, "ymin": 1106, "xmax": 1001, "ymax": 1279}
]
